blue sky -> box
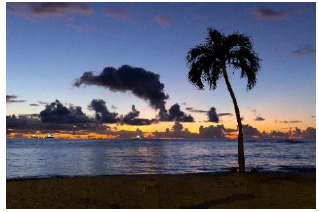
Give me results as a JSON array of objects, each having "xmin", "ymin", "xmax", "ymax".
[{"xmin": 6, "ymin": 2, "xmax": 316, "ymax": 132}]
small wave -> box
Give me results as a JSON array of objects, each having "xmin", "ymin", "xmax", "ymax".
[{"xmin": 278, "ymin": 165, "xmax": 316, "ymax": 172}]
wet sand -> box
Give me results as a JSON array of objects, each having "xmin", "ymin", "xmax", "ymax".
[{"xmin": 6, "ymin": 171, "xmax": 315, "ymax": 209}]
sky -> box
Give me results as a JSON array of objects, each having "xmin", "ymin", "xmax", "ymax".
[{"xmin": 6, "ymin": 2, "xmax": 316, "ymax": 139}]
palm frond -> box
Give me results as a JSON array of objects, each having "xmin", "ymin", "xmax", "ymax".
[{"xmin": 186, "ymin": 28, "xmax": 261, "ymax": 91}]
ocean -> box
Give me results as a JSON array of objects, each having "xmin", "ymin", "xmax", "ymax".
[{"xmin": 6, "ymin": 139, "xmax": 316, "ymax": 179}]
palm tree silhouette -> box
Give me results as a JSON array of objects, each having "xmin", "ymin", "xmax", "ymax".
[{"xmin": 186, "ymin": 28, "xmax": 261, "ymax": 173}]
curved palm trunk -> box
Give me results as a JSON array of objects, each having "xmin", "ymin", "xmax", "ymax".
[{"xmin": 222, "ymin": 66, "xmax": 245, "ymax": 173}]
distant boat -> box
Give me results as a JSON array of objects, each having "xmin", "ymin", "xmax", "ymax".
[{"xmin": 46, "ymin": 134, "xmax": 55, "ymax": 139}]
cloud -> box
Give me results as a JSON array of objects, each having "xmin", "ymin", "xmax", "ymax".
[
  {"xmin": 218, "ymin": 113, "xmax": 233, "ymax": 117},
  {"xmin": 207, "ymin": 107, "xmax": 219, "ymax": 123},
  {"xmin": 172, "ymin": 121, "xmax": 183, "ymax": 132},
  {"xmin": 88, "ymin": 99, "xmax": 119, "ymax": 123},
  {"xmin": 6, "ymin": 114, "xmax": 108, "ymax": 134},
  {"xmin": 186, "ymin": 107, "xmax": 232, "ymax": 117},
  {"xmin": 242, "ymin": 124, "xmax": 261, "ymax": 139},
  {"xmin": 111, "ymin": 105, "xmax": 118, "ymax": 109},
  {"xmin": 199, "ymin": 125, "xmax": 227, "ymax": 139},
  {"xmin": 153, "ymin": 122, "xmax": 197, "ymax": 139},
  {"xmin": 302, "ymin": 127, "xmax": 316, "ymax": 139},
  {"xmin": 275, "ymin": 120, "xmax": 302, "ymax": 124},
  {"xmin": 6, "ymin": 95, "xmax": 26, "ymax": 103},
  {"xmin": 38, "ymin": 101, "xmax": 48, "ymax": 105},
  {"xmin": 29, "ymin": 103, "xmax": 39, "ymax": 107},
  {"xmin": 159, "ymin": 103, "xmax": 194, "ymax": 122},
  {"xmin": 7, "ymin": 2, "xmax": 93, "ymax": 20},
  {"xmin": 121, "ymin": 105, "xmax": 155, "ymax": 125},
  {"xmin": 254, "ymin": 116, "xmax": 265, "ymax": 121},
  {"xmin": 75, "ymin": 65, "xmax": 169, "ymax": 111},
  {"xmin": 75, "ymin": 65, "xmax": 195, "ymax": 123},
  {"xmin": 250, "ymin": 109, "xmax": 265, "ymax": 121},
  {"xmin": 6, "ymin": 4, "xmax": 17, "ymax": 13},
  {"xmin": 251, "ymin": 6, "xmax": 287, "ymax": 20},
  {"xmin": 104, "ymin": 7, "xmax": 131, "ymax": 21},
  {"xmin": 40, "ymin": 100, "xmax": 92, "ymax": 124},
  {"xmin": 64, "ymin": 23, "xmax": 92, "ymax": 33},
  {"xmin": 154, "ymin": 15, "xmax": 170, "ymax": 27},
  {"xmin": 185, "ymin": 107, "xmax": 207, "ymax": 113},
  {"xmin": 292, "ymin": 46, "xmax": 316, "ymax": 56},
  {"xmin": 7, "ymin": 112, "xmax": 316, "ymax": 140}
]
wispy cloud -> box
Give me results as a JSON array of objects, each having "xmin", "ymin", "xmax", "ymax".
[
  {"xmin": 292, "ymin": 45, "xmax": 316, "ymax": 56},
  {"xmin": 38, "ymin": 101, "xmax": 48, "ymax": 105},
  {"xmin": 185, "ymin": 107, "xmax": 207, "ymax": 113},
  {"xmin": 6, "ymin": 95, "xmax": 26, "ymax": 103},
  {"xmin": 254, "ymin": 116, "xmax": 265, "ymax": 121},
  {"xmin": 251, "ymin": 6, "xmax": 286, "ymax": 20},
  {"xmin": 154, "ymin": 15, "xmax": 170, "ymax": 27},
  {"xmin": 218, "ymin": 113, "xmax": 233, "ymax": 117},
  {"xmin": 29, "ymin": 103, "xmax": 39, "ymax": 107},
  {"xmin": 275, "ymin": 120, "xmax": 302, "ymax": 124},
  {"xmin": 64, "ymin": 23, "xmax": 92, "ymax": 33},
  {"xmin": 251, "ymin": 6, "xmax": 301, "ymax": 21},
  {"xmin": 103, "ymin": 7, "xmax": 131, "ymax": 21},
  {"xmin": 7, "ymin": 2, "xmax": 93, "ymax": 20}
]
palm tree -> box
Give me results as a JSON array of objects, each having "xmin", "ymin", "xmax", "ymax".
[{"xmin": 186, "ymin": 28, "xmax": 261, "ymax": 173}]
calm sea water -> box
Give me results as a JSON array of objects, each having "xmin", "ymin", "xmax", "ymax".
[{"xmin": 6, "ymin": 139, "xmax": 316, "ymax": 179}]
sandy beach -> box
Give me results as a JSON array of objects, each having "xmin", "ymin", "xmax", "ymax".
[{"xmin": 7, "ymin": 171, "xmax": 315, "ymax": 209}]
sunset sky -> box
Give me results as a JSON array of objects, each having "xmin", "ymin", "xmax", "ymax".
[{"xmin": 6, "ymin": 2, "xmax": 316, "ymax": 139}]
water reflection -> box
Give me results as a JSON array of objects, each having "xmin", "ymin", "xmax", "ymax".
[{"xmin": 6, "ymin": 139, "xmax": 316, "ymax": 179}]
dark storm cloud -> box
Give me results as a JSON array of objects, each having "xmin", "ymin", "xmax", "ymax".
[
  {"xmin": 251, "ymin": 6, "xmax": 287, "ymax": 20},
  {"xmin": 29, "ymin": 103, "xmax": 39, "ymax": 107},
  {"xmin": 292, "ymin": 46, "xmax": 316, "ymax": 56},
  {"xmin": 104, "ymin": 7, "xmax": 131, "ymax": 21},
  {"xmin": 88, "ymin": 99, "xmax": 119, "ymax": 123},
  {"xmin": 159, "ymin": 104, "xmax": 194, "ymax": 122},
  {"xmin": 121, "ymin": 105, "xmax": 155, "ymax": 126},
  {"xmin": 40, "ymin": 100, "xmax": 91, "ymax": 124},
  {"xmin": 6, "ymin": 114, "xmax": 108, "ymax": 134},
  {"xmin": 207, "ymin": 107, "xmax": 219, "ymax": 123},
  {"xmin": 7, "ymin": 2, "xmax": 93, "ymax": 19},
  {"xmin": 6, "ymin": 114, "xmax": 37, "ymax": 130},
  {"xmin": 6, "ymin": 95, "xmax": 26, "ymax": 103},
  {"xmin": 254, "ymin": 116, "xmax": 265, "ymax": 121},
  {"xmin": 75, "ymin": 65, "xmax": 169, "ymax": 111},
  {"xmin": 154, "ymin": 15, "xmax": 170, "ymax": 27}
]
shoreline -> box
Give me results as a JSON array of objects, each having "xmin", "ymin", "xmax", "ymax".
[
  {"xmin": 7, "ymin": 167, "xmax": 316, "ymax": 181},
  {"xmin": 7, "ymin": 171, "xmax": 315, "ymax": 209}
]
